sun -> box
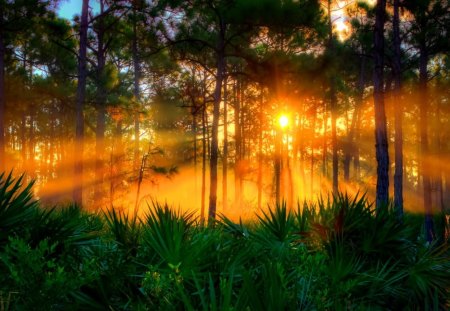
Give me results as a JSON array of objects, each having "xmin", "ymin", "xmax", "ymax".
[{"xmin": 278, "ymin": 115, "xmax": 289, "ymax": 128}]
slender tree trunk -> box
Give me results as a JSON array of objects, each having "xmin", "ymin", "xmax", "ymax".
[
  {"xmin": 73, "ymin": 0, "xmax": 89, "ymax": 205},
  {"xmin": 133, "ymin": 8, "xmax": 141, "ymax": 171},
  {"xmin": 201, "ymin": 101, "xmax": 207, "ymax": 224},
  {"xmin": 49, "ymin": 108, "xmax": 56, "ymax": 178},
  {"xmin": 299, "ymin": 116, "xmax": 306, "ymax": 201},
  {"xmin": 275, "ymin": 128, "xmax": 281, "ymax": 205},
  {"xmin": 373, "ymin": 0, "xmax": 390, "ymax": 209},
  {"xmin": 257, "ymin": 87, "xmax": 263, "ymax": 210},
  {"xmin": 343, "ymin": 106, "xmax": 358, "ymax": 182},
  {"xmin": 21, "ymin": 112, "xmax": 27, "ymax": 167},
  {"xmin": 435, "ymin": 102, "xmax": 445, "ymax": 213},
  {"xmin": 331, "ymin": 88, "xmax": 338, "ymax": 195},
  {"xmin": 322, "ymin": 101, "xmax": 327, "ymax": 180},
  {"xmin": 111, "ymin": 119, "xmax": 123, "ymax": 206},
  {"xmin": 95, "ymin": 103, "xmax": 106, "ymax": 201},
  {"xmin": 94, "ymin": 0, "xmax": 107, "ymax": 206},
  {"xmin": 419, "ymin": 42, "xmax": 433, "ymax": 242},
  {"xmin": 208, "ymin": 21, "xmax": 225, "ymax": 222},
  {"xmin": 326, "ymin": 0, "xmax": 338, "ymax": 195},
  {"xmin": 192, "ymin": 110, "xmax": 198, "ymax": 207},
  {"xmin": 354, "ymin": 56, "xmax": 365, "ymax": 181},
  {"xmin": 311, "ymin": 107, "xmax": 316, "ymax": 195},
  {"xmin": 0, "ymin": 16, "xmax": 5, "ymax": 172},
  {"xmin": 393, "ymin": 0, "xmax": 403, "ymax": 219},
  {"xmin": 343, "ymin": 56, "xmax": 364, "ymax": 183},
  {"xmin": 29, "ymin": 108, "xmax": 35, "ymax": 177},
  {"xmin": 222, "ymin": 76, "xmax": 228, "ymax": 210},
  {"xmin": 434, "ymin": 123, "xmax": 444, "ymax": 213},
  {"xmin": 239, "ymin": 82, "xmax": 245, "ymax": 198},
  {"xmin": 234, "ymin": 78, "xmax": 242, "ymax": 208}
]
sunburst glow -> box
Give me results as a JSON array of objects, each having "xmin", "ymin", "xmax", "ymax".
[{"xmin": 278, "ymin": 115, "xmax": 289, "ymax": 128}]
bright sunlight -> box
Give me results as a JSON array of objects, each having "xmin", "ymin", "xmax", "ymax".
[{"xmin": 278, "ymin": 114, "xmax": 289, "ymax": 128}]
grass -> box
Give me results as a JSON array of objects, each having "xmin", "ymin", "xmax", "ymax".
[{"xmin": 0, "ymin": 173, "xmax": 449, "ymax": 310}]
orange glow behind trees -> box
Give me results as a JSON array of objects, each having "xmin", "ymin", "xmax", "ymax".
[{"xmin": 0, "ymin": 0, "xmax": 448, "ymax": 222}]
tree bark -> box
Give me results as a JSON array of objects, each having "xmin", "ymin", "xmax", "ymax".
[
  {"xmin": 21, "ymin": 112, "xmax": 27, "ymax": 167},
  {"xmin": 343, "ymin": 105, "xmax": 358, "ymax": 182},
  {"xmin": 133, "ymin": 7, "xmax": 141, "ymax": 171},
  {"xmin": 373, "ymin": 0, "xmax": 390, "ymax": 209},
  {"xmin": 73, "ymin": 0, "xmax": 89, "ymax": 205},
  {"xmin": 0, "ymin": 14, "xmax": 5, "ymax": 173},
  {"xmin": 94, "ymin": 0, "xmax": 107, "ymax": 205},
  {"xmin": 275, "ymin": 128, "xmax": 281, "ymax": 205},
  {"xmin": 257, "ymin": 87, "xmax": 263, "ymax": 210},
  {"xmin": 322, "ymin": 101, "xmax": 327, "ymax": 181},
  {"xmin": 353, "ymin": 56, "xmax": 365, "ymax": 181},
  {"xmin": 222, "ymin": 76, "xmax": 228, "ymax": 210},
  {"xmin": 393, "ymin": 0, "xmax": 403, "ymax": 219},
  {"xmin": 95, "ymin": 104, "xmax": 106, "ymax": 201},
  {"xmin": 234, "ymin": 77, "xmax": 242, "ymax": 208},
  {"xmin": 208, "ymin": 19, "xmax": 225, "ymax": 222},
  {"xmin": 311, "ymin": 107, "xmax": 317, "ymax": 195},
  {"xmin": 327, "ymin": 0, "xmax": 338, "ymax": 195},
  {"xmin": 331, "ymin": 87, "xmax": 338, "ymax": 195},
  {"xmin": 201, "ymin": 100, "xmax": 207, "ymax": 224},
  {"xmin": 419, "ymin": 42, "xmax": 433, "ymax": 242}
]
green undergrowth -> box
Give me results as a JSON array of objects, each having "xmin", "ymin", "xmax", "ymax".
[{"xmin": 0, "ymin": 172, "xmax": 449, "ymax": 310}]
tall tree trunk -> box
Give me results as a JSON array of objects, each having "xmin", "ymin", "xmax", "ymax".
[
  {"xmin": 29, "ymin": 108, "xmax": 35, "ymax": 176},
  {"xmin": 433, "ymin": 117, "xmax": 443, "ymax": 213},
  {"xmin": 110, "ymin": 119, "xmax": 123, "ymax": 206},
  {"xmin": 21, "ymin": 112, "xmax": 27, "ymax": 167},
  {"xmin": 373, "ymin": 0, "xmax": 390, "ymax": 209},
  {"xmin": 326, "ymin": 0, "xmax": 338, "ymax": 195},
  {"xmin": 94, "ymin": 0, "xmax": 107, "ymax": 208},
  {"xmin": 322, "ymin": 101, "xmax": 327, "ymax": 181},
  {"xmin": 299, "ymin": 115, "xmax": 306, "ymax": 201},
  {"xmin": 73, "ymin": 0, "xmax": 89, "ymax": 205},
  {"xmin": 0, "ymin": 15, "xmax": 5, "ymax": 173},
  {"xmin": 275, "ymin": 127, "xmax": 281, "ymax": 205},
  {"xmin": 201, "ymin": 102, "xmax": 207, "ymax": 224},
  {"xmin": 257, "ymin": 87, "xmax": 263, "ymax": 210},
  {"xmin": 435, "ymin": 102, "xmax": 445, "ymax": 213},
  {"xmin": 343, "ymin": 107, "xmax": 357, "ymax": 182},
  {"xmin": 192, "ymin": 109, "xmax": 198, "ymax": 207},
  {"xmin": 393, "ymin": 0, "xmax": 403, "ymax": 219},
  {"xmin": 239, "ymin": 81, "xmax": 245, "ymax": 197},
  {"xmin": 234, "ymin": 77, "xmax": 242, "ymax": 208},
  {"xmin": 208, "ymin": 20, "xmax": 225, "ymax": 222},
  {"xmin": 49, "ymin": 108, "xmax": 56, "ymax": 179},
  {"xmin": 311, "ymin": 107, "xmax": 317, "ymax": 195},
  {"xmin": 94, "ymin": 0, "xmax": 107, "ymax": 205},
  {"xmin": 95, "ymin": 103, "xmax": 106, "ymax": 203},
  {"xmin": 419, "ymin": 42, "xmax": 433, "ymax": 242},
  {"xmin": 343, "ymin": 52, "xmax": 364, "ymax": 183},
  {"xmin": 353, "ymin": 56, "xmax": 365, "ymax": 181},
  {"xmin": 222, "ymin": 76, "xmax": 228, "ymax": 210},
  {"xmin": 133, "ymin": 7, "xmax": 141, "ymax": 171},
  {"xmin": 331, "ymin": 89, "xmax": 338, "ymax": 195}
]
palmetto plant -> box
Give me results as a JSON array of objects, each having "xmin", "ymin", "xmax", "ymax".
[
  {"xmin": 142, "ymin": 202, "xmax": 219, "ymax": 280},
  {"xmin": 0, "ymin": 174, "xmax": 448, "ymax": 310},
  {"xmin": 142, "ymin": 202, "xmax": 194, "ymax": 267},
  {"xmin": 304, "ymin": 192, "xmax": 450, "ymax": 309},
  {"xmin": 251, "ymin": 201, "xmax": 298, "ymax": 261},
  {"xmin": 0, "ymin": 172, "xmax": 37, "ymax": 246},
  {"xmin": 104, "ymin": 207, "xmax": 140, "ymax": 256}
]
